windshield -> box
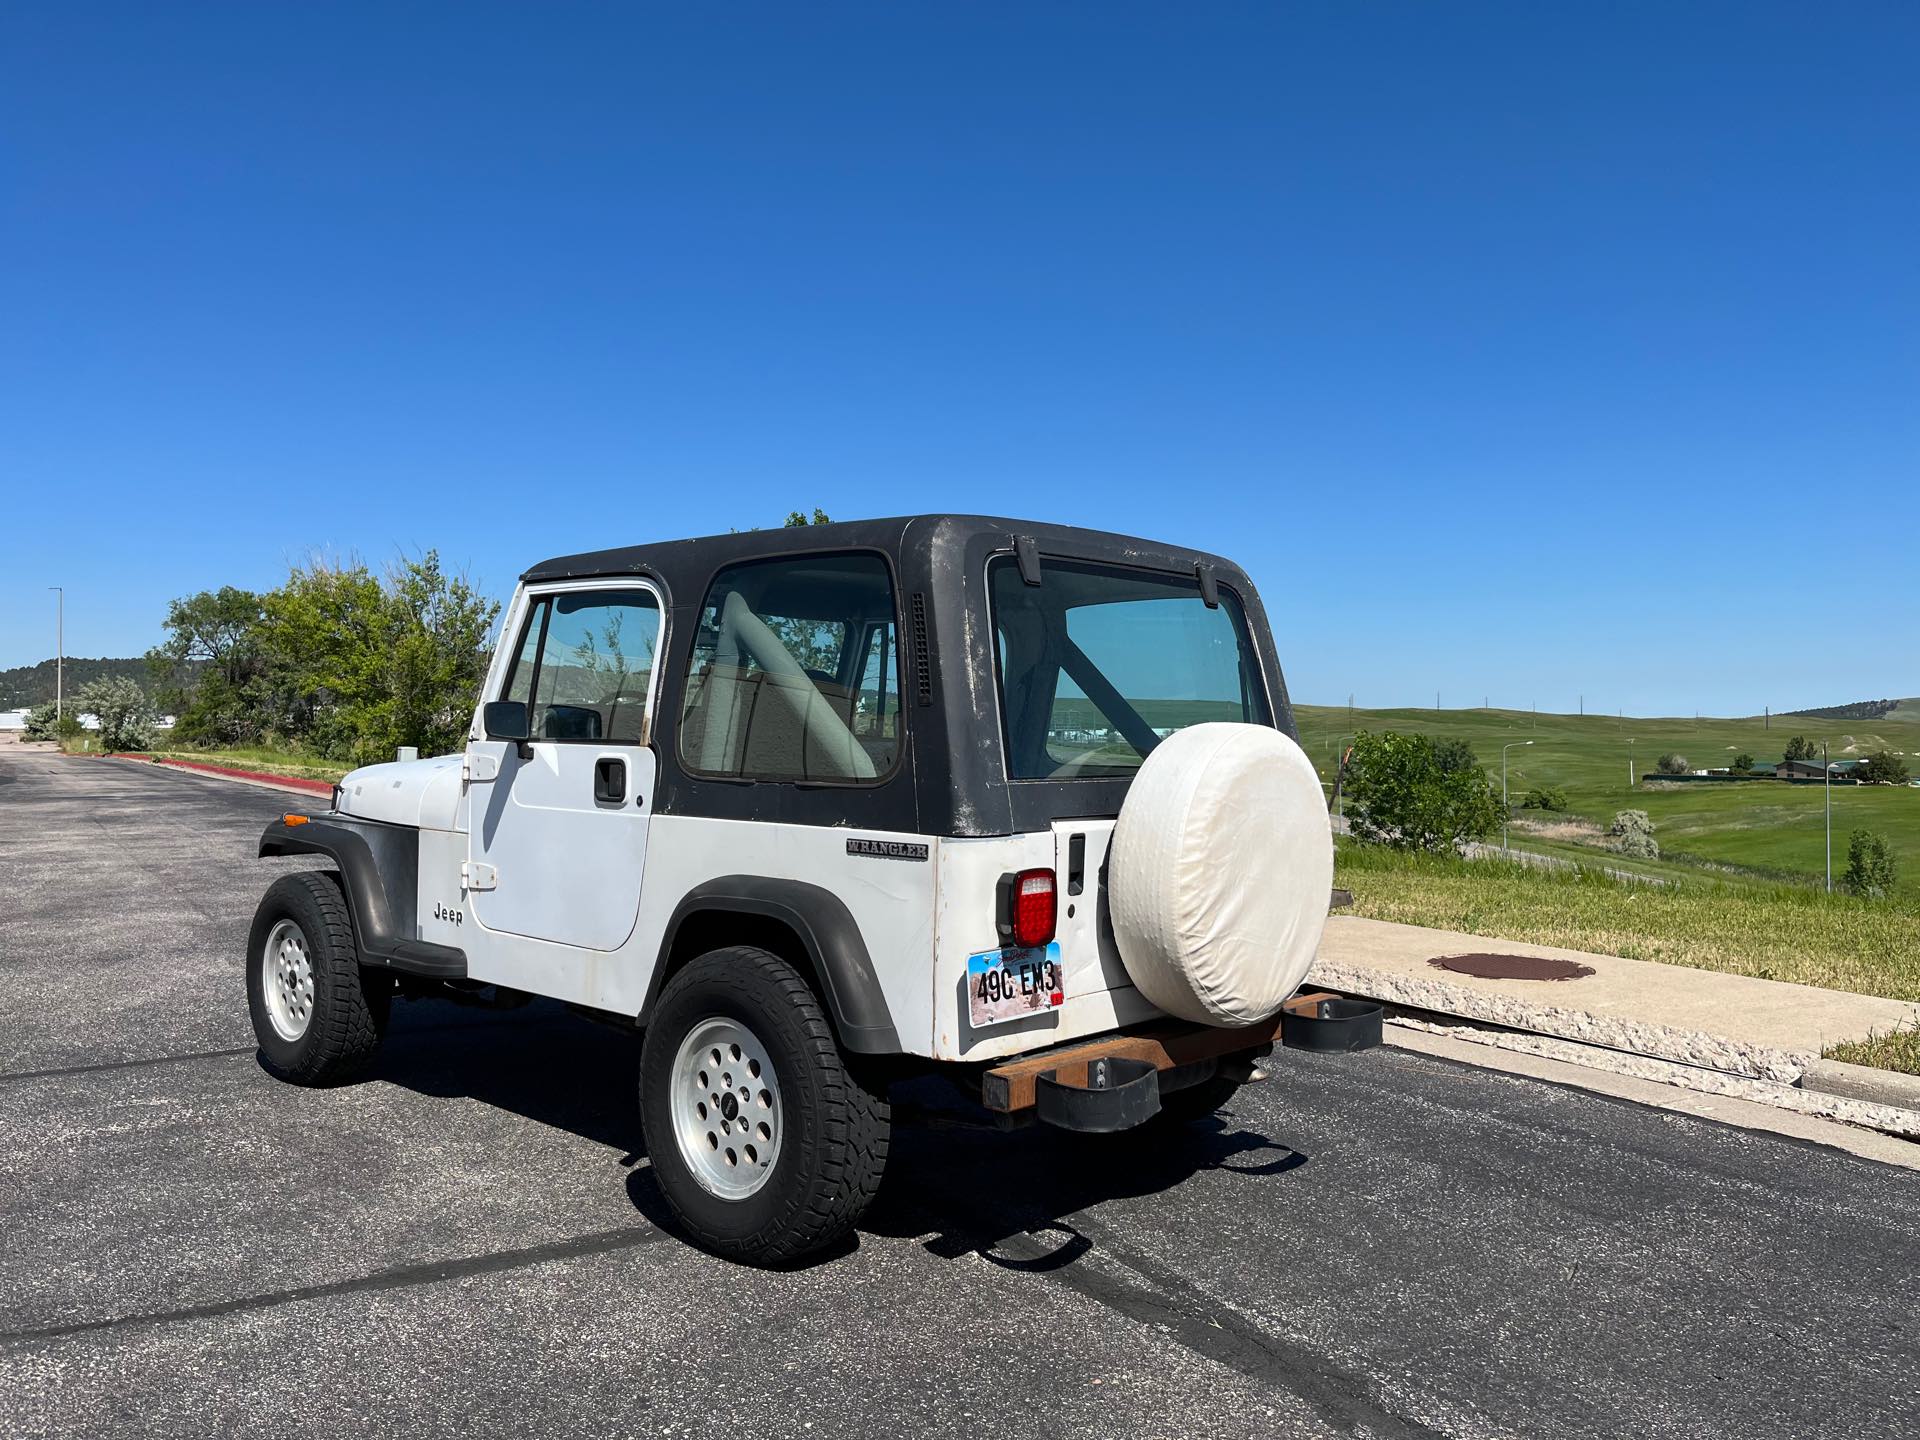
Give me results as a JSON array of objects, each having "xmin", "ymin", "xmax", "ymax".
[{"xmin": 990, "ymin": 556, "xmax": 1271, "ymax": 780}]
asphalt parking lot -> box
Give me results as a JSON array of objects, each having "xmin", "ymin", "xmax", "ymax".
[{"xmin": 3, "ymin": 746, "xmax": 1917, "ymax": 1439}]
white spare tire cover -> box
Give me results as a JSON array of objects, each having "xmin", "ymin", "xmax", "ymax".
[{"xmin": 1109, "ymin": 723, "xmax": 1332, "ymax": 1027}]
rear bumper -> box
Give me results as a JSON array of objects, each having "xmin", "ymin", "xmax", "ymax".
[{"xmin": 979, "ymin": 991, "xmax": 1382, "ymax": 1132}]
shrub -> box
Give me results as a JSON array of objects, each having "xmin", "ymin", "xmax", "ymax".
[
  {"xmin": 1730, "ymin": 752, "xmax": 1756, "ymax": 773},
  {"xmin": 1519, "ymin": 785, "xmax": 1569, "ymax": 811},
  {"xmin": 1842, "ymin": 830, "xmax": 1897, "ymax": 899},
  {"xmin": 1655, "ymin": 753, "xmax": 1689, "ymax": 776},
  {"xmin": 76, "ymin": 676, "xmax": 156, "ymax": 752},
  {"xmin": 1343, "ymin": 730, "xmax": 1504, "ymax": 853},
  {"xmin": 1859, "ymin": 751, "xmax": 1912, "ymax": 786},
  {"xmin": 1608, "ymin": 809, "xmax": 1659, "ymax": 858},
  {"xmin": 20, "ymin": 701, "xmax": 60, "ymax": 741}
]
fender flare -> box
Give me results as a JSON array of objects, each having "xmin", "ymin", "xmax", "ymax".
[
  {"xmin": 259, "ymin": 816, "xmax": 465, "ymax": 978},
  {"xmin": 649, "ymin": 876, "xmax": 900, "ymax": 1054}
]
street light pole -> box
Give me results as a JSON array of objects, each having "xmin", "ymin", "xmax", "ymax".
[
  {"xmin": 1502, "ymin": 740, "xmax": 1533, "ymax": 853},
  {"xmin": 1628, "ymin": 738, "xmax": 1634, "ymax": 789},
  {"xmin": 47, "ymin": 586, "xmax": 63, "ymax": 721}
]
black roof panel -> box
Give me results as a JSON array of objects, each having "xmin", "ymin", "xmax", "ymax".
[{"xmin": 520, "ymin": 514, "xmax": 1238, "ymax": 584}]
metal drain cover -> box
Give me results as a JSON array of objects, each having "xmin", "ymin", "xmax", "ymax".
[{"xmin": 1428, "ymin": 952, "xmax": 1596, "ymax": 982}]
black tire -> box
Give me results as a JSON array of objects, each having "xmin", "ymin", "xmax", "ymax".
[
  {"xmin": 246, "ymin": 871, "xmax": 390, "ymax": 1085},
  {"xmin": 639, "ymin": 946, "xmax": 890, "ymax": 1265}
]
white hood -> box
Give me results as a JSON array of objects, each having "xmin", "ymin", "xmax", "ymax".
[{"xmin": 335, "ymin": 753, "xmax": 466, "ymax": 832}]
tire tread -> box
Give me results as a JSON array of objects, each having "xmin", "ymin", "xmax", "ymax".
[{"xmin": 641, "ymin": 946, "xmax": 890, "ymax": 1264}]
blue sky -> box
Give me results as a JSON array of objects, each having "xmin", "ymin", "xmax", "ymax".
[{"xmin": 3, "ymin": 4, "xmax": 1915, "ymax": 714}]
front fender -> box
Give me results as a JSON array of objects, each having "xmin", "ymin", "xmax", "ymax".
[{"xmin": 259, "ymin": 815, "xmax": 461, "ymax": 977}]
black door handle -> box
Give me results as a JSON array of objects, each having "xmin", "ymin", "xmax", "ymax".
[{"xmin": 593, "ymin": 757, "xmax": 626, "ymax": 804}]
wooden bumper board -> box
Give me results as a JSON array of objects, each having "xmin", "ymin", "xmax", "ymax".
[{"xmin": 980, "ymin": 992, "xmax": 1343, "ymax": 1114}]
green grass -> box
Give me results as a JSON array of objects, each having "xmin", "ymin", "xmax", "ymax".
[
  {"xmin": 1334, "ymin": 842, "xmax": 1920, "ymax": 999},
  {"xmin": 154, "ymin": 745, "xmax": 355, "ymax": 783},
  {"xmin": 1334, "ymin": 843, "xmax": 1920, "ymax": 1075},
  {"xmin": 1826, "ymin": 1025, "xmax": 1920, "ymax": 1078},
  {"xmin": 64, "ymin": 736, "xmax": 356, "ymax": 784},
  {"xmin": 1298, "ymin": 700, "xmax": 1920, "ymax": 898}
]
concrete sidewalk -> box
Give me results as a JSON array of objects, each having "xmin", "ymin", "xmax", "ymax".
[{"xmin": 1309, "ymin": 915, "xmax": 1920, "ymax": 1138}]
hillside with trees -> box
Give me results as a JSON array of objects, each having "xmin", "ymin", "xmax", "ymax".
[
  {"xmin": 1785, "ymin": 699, "xmax": 1909, "ymax": 721},
  {"xmin": 0, "ymin": 657, "xmax": 191, "ymax": 709}
]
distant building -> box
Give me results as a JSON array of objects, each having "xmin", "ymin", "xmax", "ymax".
[{"xmin": 1775, "ymin": 758, "xmax": 1863, "ymax": 781}]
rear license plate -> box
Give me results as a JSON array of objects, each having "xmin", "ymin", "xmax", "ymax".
[{"xmin": 967, "ymin": 943, "xmax": 1064, "ymax": 1028}]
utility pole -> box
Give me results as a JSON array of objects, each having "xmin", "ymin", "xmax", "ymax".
[
  {"xmin": 1628, "ymin": 738, "xmax": 1634, "ymax": 789},
  {"xmin": 47, "ymin": 586, "xmax": 63, "ymax": 721},
  {"xmin": 1502, "ymin": 740, "xmax": 1533, "ymax": 853},
  {"xmin": 1579, "ymin": 694, "xmax": 1584, "ymax": 716},
  {"xmin": 1824, "ymin": 739, "xmax": 1832, "ymax": 893}
]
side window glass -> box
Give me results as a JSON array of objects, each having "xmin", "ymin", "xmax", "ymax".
[
  {"xmin": 853, "ymin": 622, "xmax": 899, "ymax": 740},
  {"xmin": 502, "ymin": 602, "xmax": 546, "ymax": 705},
  {"xmin": 679, "ymin": 554, "xmax": 900, "ymax": 782},
  {"xmin": 522, "ymin": 589, "xmax": 662, "ymax": 743}
]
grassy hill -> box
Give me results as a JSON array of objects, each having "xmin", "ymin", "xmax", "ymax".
[
  {"xmin": 1293, "ymin": 701, "xmax": 1920, "ymax": 898},
  {"xmin": 0, "ymin": 657, "xmax": 167, "ymax": 709}
]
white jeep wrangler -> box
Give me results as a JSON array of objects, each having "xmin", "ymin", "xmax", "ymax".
[{"xmin": 247, "ymin": 516, "xmax": 1346, "ymax": 1264}]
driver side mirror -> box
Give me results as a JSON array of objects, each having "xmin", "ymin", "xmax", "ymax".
[{"xmin": 483, "ymin": 700, "xmax": 533, "ymax": 759}]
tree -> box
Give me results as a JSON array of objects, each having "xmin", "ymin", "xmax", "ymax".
[
  {"xmin": 1655, "ymin": 752, "xmax": 1689, "ymax": 776},
  {"xmin": 1730, "ymin": 752, "xmax": 1756, "ymax": 773},
  {"xmin": 1841, "ymin": 830, "xmax": 1897, "ymax": 899},
  {"xmin": 21, "ymin": 701, "xmax": 60, "ymax": 741},
  {"xmin": 1784, "ymin": 735, "xmax": 1818, "ymax": 763},
  {"xmin": 1343, "ymin": 730, "xmax": 1504, "ymax": 853},
  {"xmin": 77, "ymin": 676, "xmax": 156, "ymax": 752},
  {"xmin": 155, "ymin": 549, "xmax": 501, "ymax": 765},
  {"xmin": 385, "ymin": 552, "xmax": 501, "ymax": 759},
  {"xmin": 1432, "ymin": 736, "xmax": 1479, "ymax": 775},
  {"xmin": 1858, "ymin": 751, "xmax": 1912, "ymax": 786},
  {"xmin": 784, "ymin": 508, "xmax": 832, "ymax": 527},
  {"xmin": 148, "ymin": 586, "xmax": 267, "ymax": 745},
  {"xmin": 1608, "ymin": 809, "xmax": 1658, "ymax": 858}
]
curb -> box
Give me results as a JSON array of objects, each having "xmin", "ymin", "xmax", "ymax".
[
  {"xmin": 101, "ymin": 753, "xmax": 333, "ymax": 796},
  {"xmin": 1313, "ymin": 964, "xmax": 1920, "ymax": 1144},
  {"xmin": 1800, "ymin": 1059, "xmax": 1920, "ymax": 1112},
  {"xmin": 1308, "ymin": 956, "xmax": 1808, "ymax": 1084}
]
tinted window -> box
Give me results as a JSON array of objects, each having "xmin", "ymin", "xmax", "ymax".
[
  {"xmin": 991, "ymin": 557, "xmax": 1269, "ymax": 779},
  {"xmin": 502, "ymin": 589, "xmax": 662, "ymax": 743},
  {"xmin": 679, "ymin": 554, "xmax": 901, "ymax": 782}
]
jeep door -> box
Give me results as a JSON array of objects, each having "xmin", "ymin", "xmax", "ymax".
[{"xmin": 467, "ymin": 581, "xmax": 664, "ymax": 951}]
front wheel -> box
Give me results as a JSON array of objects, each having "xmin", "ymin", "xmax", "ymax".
[
  {"xmin": 246, "ymin": 871, "xmax": 389, "ymax": 1084},
  {"xmin": 639, "ymin": 947, "xmax": 890, "ymax": 1265}
]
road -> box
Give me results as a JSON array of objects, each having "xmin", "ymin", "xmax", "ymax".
[{"xmin": 3, "ymin": 744, "xmax": 1916, "ymax": 1440}]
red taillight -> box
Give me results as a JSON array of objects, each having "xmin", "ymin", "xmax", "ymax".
[{"xmin": 999, "ymin": 867, "xmax": 1057, "ymax": 949}]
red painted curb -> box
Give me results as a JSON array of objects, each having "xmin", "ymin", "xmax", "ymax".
[{"xmin": 103, "ymin": 753, "xmax": 334, "ymax": 796}]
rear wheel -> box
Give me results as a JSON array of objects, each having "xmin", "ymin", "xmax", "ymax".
[
  {"xmin": 246, "ymin": 871, "xmax": 389, "ymax": 1084},
  {"xmin": 640, "ymin": 946, "xmax": 890, "ymax": 1265}
]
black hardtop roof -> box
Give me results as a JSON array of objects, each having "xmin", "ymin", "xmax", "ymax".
[{"xmin": 521, "ymin": 514, "xmax": 1247, "ymax": 586}]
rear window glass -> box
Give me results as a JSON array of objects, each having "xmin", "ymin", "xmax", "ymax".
[
  {"xmin": 991, "ymin": 557, "xmax": 1269, "ymax": 780},
  {"xmin": 678, "ymin": 553, "xmax": 902, "ymax": 783}
]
